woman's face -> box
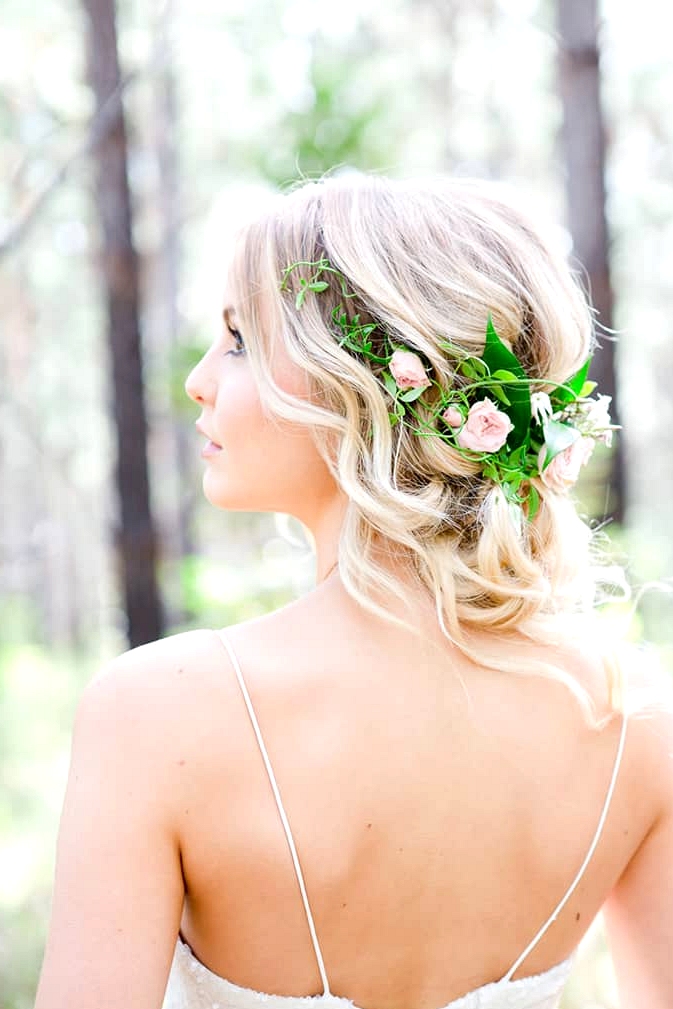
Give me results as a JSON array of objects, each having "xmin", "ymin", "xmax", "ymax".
[{"xmin": 184, "ymin": 297, "xmax": 338, "ymax": 523}]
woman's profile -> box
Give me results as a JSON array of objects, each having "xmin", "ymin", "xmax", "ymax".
[{"xmin": 35, "ymin": 175, "xmax": 673, "ymax": 1009}]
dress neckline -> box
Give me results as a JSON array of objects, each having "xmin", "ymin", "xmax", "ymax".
[{"xmin": 175, "ymin": 934, "xmax": 573, "ymax": 1009}]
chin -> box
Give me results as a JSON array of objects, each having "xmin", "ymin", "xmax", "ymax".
[{"xmin": 201, "ymin": 470, "xmax": 274, "ymax": 513}]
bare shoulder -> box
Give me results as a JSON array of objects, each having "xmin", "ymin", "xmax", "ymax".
[
  {"xmin": 80, "ymin": 627, "xmax": 225, "ymax": 724},
  {"xmin": 621, "ymin": 644, "xmax": 673, "ymax": 810},
  {"xmin": 74, "ymin": 598, "xmax": 316, "ymax": 756},
  {"xmin": 72, "ymin": 629, "xmax": 225, "ymax": 776},
  {"xmin": 601, "ymin": 646, "xmax": 673, "ymax": 1007}
]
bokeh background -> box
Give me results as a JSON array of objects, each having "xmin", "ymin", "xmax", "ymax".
[{"xmin": 1, "ymin": 1, "xmax": 672, "ymax": 1006}]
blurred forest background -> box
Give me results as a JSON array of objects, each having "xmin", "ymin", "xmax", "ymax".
[{"xmin": 1, "ymin": 0, "xmax": 672, "ymax": 1006}]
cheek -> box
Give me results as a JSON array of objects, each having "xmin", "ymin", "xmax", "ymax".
[
  {"xmin": 203, "ymin": 365, "xmax": 333, "ymax": 513},
  {"xmin": 213, "ymin": 368, "xmax": 265, "ymax": 447}
]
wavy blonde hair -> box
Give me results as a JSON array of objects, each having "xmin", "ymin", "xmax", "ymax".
[{"xmin": 229, "ymin": 174, "xmax": 624, "ymax": 721}]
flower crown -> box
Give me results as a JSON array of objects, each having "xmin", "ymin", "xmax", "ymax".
[{"xmin": 280, "ymin": 258, "xmax": 616, "ymax": 519}]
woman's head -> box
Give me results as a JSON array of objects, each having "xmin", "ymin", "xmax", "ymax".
[{"xmin": 189, "ymin": 173, "xmax": 614, "ymax": 710}]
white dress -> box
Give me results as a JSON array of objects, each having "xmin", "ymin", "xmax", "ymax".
[{"xmin": 163, "ymin": 631, "xmax": 628, "ymax": 1009}]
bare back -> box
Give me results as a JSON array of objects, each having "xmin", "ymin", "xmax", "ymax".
[{"xmin": 163, "ymin": 577, "xmax": 650, "ymax": 1009}]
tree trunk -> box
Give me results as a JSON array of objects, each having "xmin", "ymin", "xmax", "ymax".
[
  {"xmin": 151, "ymin": 0, "xmax": 194, "ymax": 620},
  {"xmin": 556, "ymin": 0, "xmax": 625, "ymax": 522},
  {"xmin": 81, "ymin": 0, "xmax": 163, "ymax": 646}
]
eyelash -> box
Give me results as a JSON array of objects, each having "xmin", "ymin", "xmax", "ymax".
[{"xmin": 225, "ymin": 326, "xmax": 246, "ymax": 357}]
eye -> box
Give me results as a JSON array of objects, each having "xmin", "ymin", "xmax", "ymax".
[{"xmin": 225, "ymin": 325, "xmax": 246, "ymax": 357}]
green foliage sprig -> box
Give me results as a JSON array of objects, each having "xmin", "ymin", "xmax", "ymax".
[{"xmin": 280, "ymin": 259, "xmax": 616, "ymax": 519}]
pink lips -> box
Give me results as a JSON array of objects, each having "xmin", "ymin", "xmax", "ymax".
[
  {"xmin": 196, "ymin": 422, "xmax": 222, "ymax": 458},
  {"xmin": 201, "ymin": 440, "xmax": 222, "ymax": 458}
]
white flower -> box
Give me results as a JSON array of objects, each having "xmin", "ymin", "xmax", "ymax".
[
  {"xmin": 585, "ymin": 393, "xmax": 612, "ymax": 425},
  {"xmin": 531, "ymin": 392, "xmax": 553, "ymax": 424},
  {"xmin": 578, "ymin": 394, "xmax": 614, "ymax": 446}
]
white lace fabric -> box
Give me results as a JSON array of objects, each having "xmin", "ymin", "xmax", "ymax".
[{"xmin": 162, "ymin": 937, "xmax": 573, "ymax": 1009}]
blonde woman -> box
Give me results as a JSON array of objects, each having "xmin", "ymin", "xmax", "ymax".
[{"xmin": 36, "ymin": 175, "xmax": 672, "ymax": 1009}]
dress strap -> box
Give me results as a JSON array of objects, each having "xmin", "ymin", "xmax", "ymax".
[
  {"xmin": 214, "ymin": 630, "xmax": 331, "ymax": 995},
  {"xmin": 502, "ymin": 710, "xmax": 628, "ymax": 981}
]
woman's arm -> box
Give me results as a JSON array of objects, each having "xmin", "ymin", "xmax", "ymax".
[
  {"xmin": 603, "ymin": 706, "xmax": 673, "ymax": 1009},
  {"xmin": 34, "ymin": 651, "xmax": 185, "ymax": 1009}
]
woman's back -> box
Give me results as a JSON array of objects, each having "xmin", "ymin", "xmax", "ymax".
[
  {"xmin": 155, "ymin": 576, "xmax": 647, "ymax": 1009},
  {"xmin": 34, "ymin": 175, "xmax": 673, "ymax": 1009}
]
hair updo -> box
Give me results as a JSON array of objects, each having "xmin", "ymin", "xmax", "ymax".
[{"xmin": 229, "ymin": 173, "xmax": 620, "ymax": 720}]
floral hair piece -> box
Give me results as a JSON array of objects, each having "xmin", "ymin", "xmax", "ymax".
[{"xmin": 280, "ymin": 258, "xmax": 616, "ymax": 519}]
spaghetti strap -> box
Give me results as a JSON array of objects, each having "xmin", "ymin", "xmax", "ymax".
[
  {"xmin": 502, "ymin": 710, "xmax": 629, "ymax": 982},
  {"xmin": 213, "ymin": 630, "xmax": 331, "ymax": 995}
]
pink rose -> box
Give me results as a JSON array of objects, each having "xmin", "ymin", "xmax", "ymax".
[
  {"xmin": 539, "ymin": 436, "xmax": 594, "ymax": 492},
  {"xmin": 456, "ymin": 398, "xmax": 514, "ymax": 453},
  {"xmin": 442, "ymin": 406, "xmax": 464, "ymax": 428},
  {"xmin": 389, "ymin": 349, "xmax": 431, "ymax": 390}
]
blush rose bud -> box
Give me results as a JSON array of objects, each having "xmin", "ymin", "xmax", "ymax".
[
  {"xmin": 389, "ymin": 350, "xmax": 431, "ymax": 390},
  {"xmin": 442, "ymin": 406, "xmax": 464, "ymax": 428}
]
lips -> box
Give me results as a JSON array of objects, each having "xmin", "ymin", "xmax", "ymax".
[
  {"xmin": 196, "ymin": 422, "xmax": 223, "ymax": 456},
  {"xmin": 196, "ymin": 422, "xmax": 222, "ymax": 448}
]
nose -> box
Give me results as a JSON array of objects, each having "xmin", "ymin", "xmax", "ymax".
[{"xmin": 185, "ymin": 353, "xmax": 214, "ymax": 405}]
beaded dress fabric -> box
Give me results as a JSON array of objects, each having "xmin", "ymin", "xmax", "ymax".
[{"xmin": 162, "ymin": 632, "xmax": 627, "ymax": 1009}]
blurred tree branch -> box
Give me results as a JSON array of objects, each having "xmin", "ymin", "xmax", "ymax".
[{"xmin": 0, "ymin": 73, "xmax": 136, "ymax": 259}]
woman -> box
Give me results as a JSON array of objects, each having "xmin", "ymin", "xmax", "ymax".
[{"xmin": 36, "ymin": 175, "xmax": 672, "ymax": 1009}]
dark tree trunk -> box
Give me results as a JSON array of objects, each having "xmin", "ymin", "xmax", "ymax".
[
  {"xmin": 81, "ymin": 0, "xmax": 163, "ymax": 646},
  {"xmin": 557, "ymin": 0, "xmax": 625, "ymax": 522},
  {"xmin": 152, "ymin": 0, "xmax": 195, "ymax": 611}
]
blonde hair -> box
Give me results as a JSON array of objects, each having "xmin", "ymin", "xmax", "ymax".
[{"xmin": 229, "ymin": 173, "xmax": 624, "ymax": 722}]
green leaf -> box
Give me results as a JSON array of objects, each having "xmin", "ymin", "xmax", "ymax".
[
  {"xmin": 491, "ymin": 369, "xmax": 518, "ymax": 382},
  {"xmin": 554, "ymin": 358, "xmax": 592, "ymax": 405},
  {"xmin": 308, "ymin": 281, "xmax": 329, "ymax": 292},
  {"xmin": 526, "ymin": 485, "xmax": 540, "ymax": 520},
  {"xmin": 541, "ymin": 420, "xmax": 580, "ymax": 469},
  {"xmin": 580, "ymin": 380, "xmax": 597, "ymax": 398},
  {"xmin": 295, "ymin": 289, "xmax": 306, "ymax": 310},
  {"xmin": 481, "ymin": 316, "xmax": 531, "ymax": 448},
  {"xmin": 399, "ymin": 385, "xmax": 427, "ymax": 403},
  {"xmin": 568, "ymin": 357, "xmax": 591, "ymax": 395},
  {"xmin": 383, "ymin": 372, "xmax": 399, "ymax": 398},
  {"xmin": 490, "ymin": 384, "xmax": 511, "ymax": 407},
  {"xmin": 388, "ymin": 412, "xmax": 399, "ymax": 427}
]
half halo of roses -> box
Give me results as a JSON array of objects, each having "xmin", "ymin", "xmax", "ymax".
[{"xmin": 280, "ymin": 259, "xmax": 617, "ymax": 519}]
